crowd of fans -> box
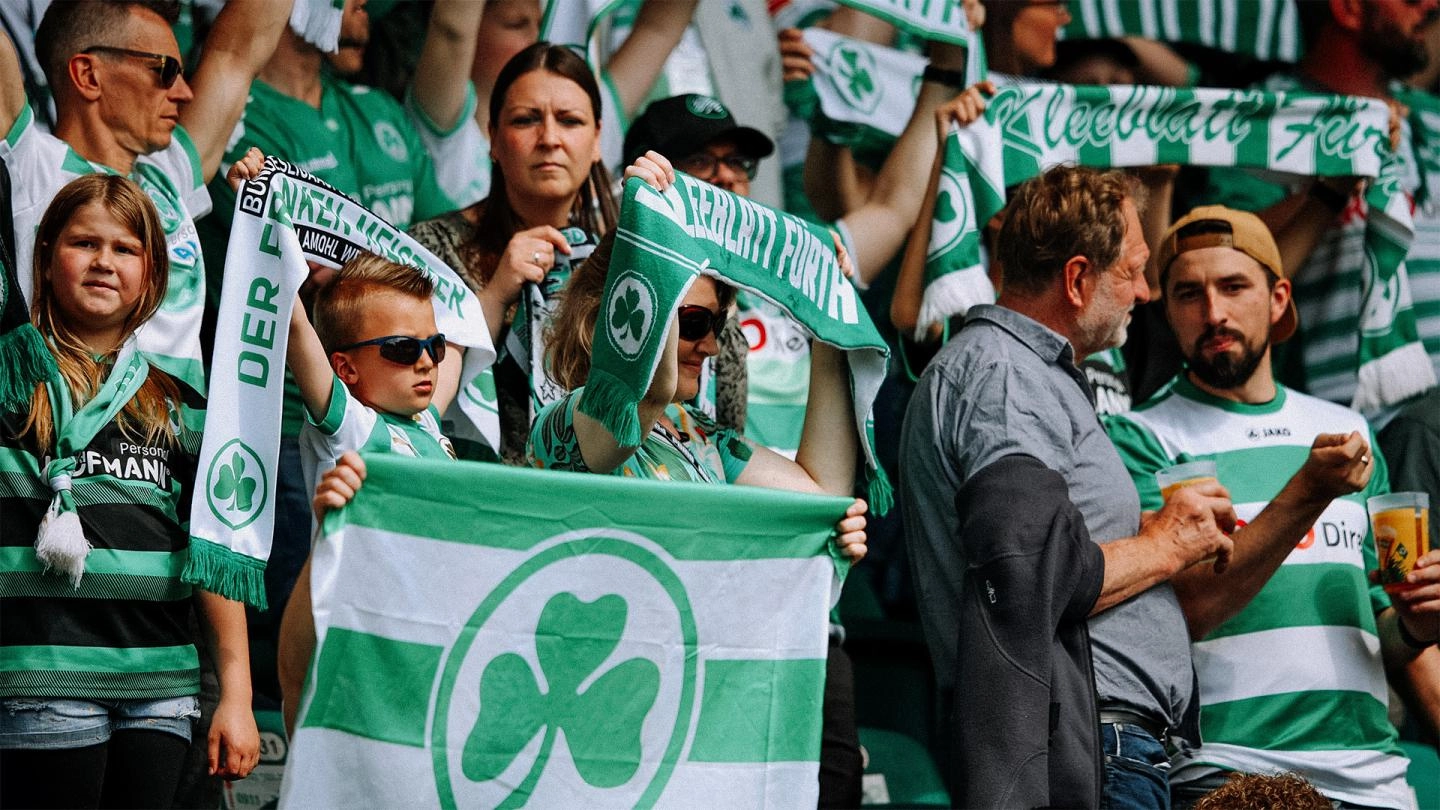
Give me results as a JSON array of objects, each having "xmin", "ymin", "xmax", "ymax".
[{"xmin": 1, "ymin": 0, "xmax": 1439, "ymax": 808}]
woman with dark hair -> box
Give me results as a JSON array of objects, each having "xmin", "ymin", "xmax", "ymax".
[{"xmin": 412, "ymin": 41, "xmax": 696, "ymax": 463}]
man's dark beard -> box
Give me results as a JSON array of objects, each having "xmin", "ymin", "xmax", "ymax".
[
  {"xmin": 1358, "ymin": 10, "xmax": 1436, "ymax": 79},
  {"xmin": 1187, "ymin": 326, "xmax": 1268, "ymax": 390}
]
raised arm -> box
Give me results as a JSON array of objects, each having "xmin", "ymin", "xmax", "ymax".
[
  {"xmin": 604, "ymin": 0, "xmax": 699, "ymax": 119},
  {"xmin": 1, "ymin": 32, "xmax": 23, "ymax": 134},
  {"xmin": 287, "ymin": 292, "xmax": 337, "ymax": 423},
  {"xmin": 180, "ymin": 0, "xmax": 292, "ymax": 182},
  {"xmin": 1171, "ymin": 432, "xmax": 1372, "ymax": 638},
  {"xmin": 838, "ymin": 43, "xmax": 974, "ymax": 283},
  {"xmin": 410, "ymin": 0, "xmax": 486, "ymax": 132}
]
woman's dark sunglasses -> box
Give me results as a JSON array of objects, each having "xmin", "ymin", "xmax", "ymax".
[
  {"xmin": 677, "ymin": 306, "xmax": 725, "ymax": 342},
  {"xmin": 83, "ymin": 46, "xmax": 183, "ymax": 88},
  {"xmin": 337, "ymin": 333, "xmax": 447, "ymax": 365}
]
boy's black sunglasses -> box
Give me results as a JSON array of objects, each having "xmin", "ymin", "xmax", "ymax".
[
  {"xmin": 337, "ymin": 333, "xmax": 447, "ymax": 365},
  {"xmin": 677, "ymin": 306, "xmax": 725, "ymax": 342},
  {"xmin": 82, "ymin": 46, "xmax": 183, "ymax": 88}
]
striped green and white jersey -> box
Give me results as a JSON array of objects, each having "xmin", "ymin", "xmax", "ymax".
[
  {"xmin": 299, "ymin": 376, "xmax": 457, "ymax": 501},
  {"xmin": 1105, "ymin": 376, "xmax": 1411, "ymax": 809},
  {"xmin": 0, "ymin": 377, "xmax": 206, "ymax": 700},
  {"xmin": 2, "ymin": 101, "xmax": 212, "ymax": 392},
  {"xmin": 1205, "ymin": 73, "xmax": 1438, "ymax": 407}
]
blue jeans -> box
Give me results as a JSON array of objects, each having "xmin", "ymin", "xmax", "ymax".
[
  {"xmin": 0, "ymin": 695, "xmax": 200, "ymax": 749},
  {"xmin": 1101, "ymin": 723, "xmax": 1171, "ymax": 810}
]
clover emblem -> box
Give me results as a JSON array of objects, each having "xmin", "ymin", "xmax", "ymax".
[
  {"xmin": 611, "ymin": 287, "xmax": 646, "ymax": 343},
  {"xmin": 839, "ymin": 48, "xmax": 874, "ymax": 102},
  {"xmin": 212, "ymin": 453, "xmax": 257, "ymax": 513},
  {"xmin": 462, "ymin": 592, "xmax": 660, "ymax": 797},
  {"xmin": 934, "ymin": 189, "xmax": 958, "ymax": 223}
]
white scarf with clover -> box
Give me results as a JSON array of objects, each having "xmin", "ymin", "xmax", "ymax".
[
  {"xmin": 1063, "ymin": 0, "xmax": 1302, "ymax": 62},
  {"xmin": 922, "ymin": 83, "xmax": 1436, "ymax": 416},
  {"xmin": 186, "ymin": 158, "xmax": 494, "ymax": 609},
  {"xmin": 833, "ymin": 0, "xmax": 985, "ymax": 77},
  {"xmin": 801, "ymin": 28, "xmax": 929, "ymax": 158},
  {"xmin": 279, "ymin": 454, "xmax": 847, "ymax": 809},
  {"xmin": 583, "ymin": 175, "xmax": 892, "ymax": 511}
]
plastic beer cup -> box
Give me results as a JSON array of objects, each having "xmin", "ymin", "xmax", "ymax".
[
  {"xmin": 1156, "ymin": 460, "xmax": 1219, "ymax": 501},
  {"xmin": 1368, "ymin": 492, "xmax": 1430, "ymax": 592}
]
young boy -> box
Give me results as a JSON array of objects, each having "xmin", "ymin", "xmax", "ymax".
[{"xmin": 288, "ymin": 252, "xmax": 459, "ymax": 500}]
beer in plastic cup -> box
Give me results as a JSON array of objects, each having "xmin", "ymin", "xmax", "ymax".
[
  {"xmin": 1156, "ymin": 460, "xmax": 1219, "ymax": 502},
  {"xmin": 1368, "ymin": 492, "xmax": 1430, "ymax": 591}
]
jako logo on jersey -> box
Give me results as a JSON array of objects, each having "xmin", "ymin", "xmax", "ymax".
[{"xmin": 1246, "ymin": 426, "xmax": 1291, "ymax": 440}]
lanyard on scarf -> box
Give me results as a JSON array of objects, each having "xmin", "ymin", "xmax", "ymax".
[{"xmin": 36, "ymin": 337, "xmax": 150, "ymax": 585}]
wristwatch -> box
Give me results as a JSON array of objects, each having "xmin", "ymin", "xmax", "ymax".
[{"xmin": 922, "ymin": 64, "xmax": 968, "ymax": 89}]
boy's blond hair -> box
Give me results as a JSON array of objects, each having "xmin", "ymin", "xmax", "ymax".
[{"xmin": 312, "ymin": 253, "xmax": 435, "ymax": 353}]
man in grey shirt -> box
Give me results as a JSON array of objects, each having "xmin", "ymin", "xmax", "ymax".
[{"xmin": 900, "ymin": 166, "xmax": 1237, "ymax": 808}]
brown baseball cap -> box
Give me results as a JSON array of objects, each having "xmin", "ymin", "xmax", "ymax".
[{"xmin": 1154, "ymin": 205, "xmax": 1297, "ymax": 343}]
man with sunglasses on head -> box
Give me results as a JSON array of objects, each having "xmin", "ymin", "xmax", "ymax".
[{"xmin": 0, "ymin": 0, "xmax": 289, "ymax": 393}]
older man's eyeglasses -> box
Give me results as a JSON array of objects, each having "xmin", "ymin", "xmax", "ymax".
[
  {"xmin": 82, "ymin": 46, "xmax": 183, "ymax": 88},
  {"xmin": 676, "ymin": 152, "xmax": 759, "ymax": 181}
]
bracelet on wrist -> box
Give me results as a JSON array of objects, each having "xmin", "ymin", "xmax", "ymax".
[
  {"xmin": 1397, "ymin": 616, "xmax": 1437, "ymax": 651},
  {"xmin": 922, "ymin": 64, "xmax": 968, "ymax": 89}
]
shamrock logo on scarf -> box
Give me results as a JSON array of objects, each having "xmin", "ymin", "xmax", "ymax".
[
  {"xmin": 927, "ymin": 168, "xmax": 968, "ymax": 257},
  {"xmin": 604, "ymin": 274, "xmax": 655, "ymax": 359},
  {"xmin": 830, "ymin": 43, "xmax": 880, "ymax": 114},
  {"xmin": 205, "ymin": 440, "xmax": 268, "ymax": 530},
  {"xmin": 462, "ymin": 593, "xmax": 659, "ymax": 801}
]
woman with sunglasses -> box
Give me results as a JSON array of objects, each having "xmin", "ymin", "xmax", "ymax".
[{"xmin": 532, "ymin": 160, "xmax": 867, "ymax": 556}]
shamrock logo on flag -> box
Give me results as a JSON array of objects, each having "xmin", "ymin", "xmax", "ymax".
[
  {"xmin": 205, "ymin": 439, "xmax": 268, "ymax": 530},
  {"xmin": 462, "ymin": 593, "xmax": 660, "ymax": 798},
  {"xmin": 829, "ymin": 42, "xmax": 881, "ymax": 115}
]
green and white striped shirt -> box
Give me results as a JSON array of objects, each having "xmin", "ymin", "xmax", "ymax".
[{"xmin": 1106, "ymin": 376, "xmax": 1410, "ymax": 809}]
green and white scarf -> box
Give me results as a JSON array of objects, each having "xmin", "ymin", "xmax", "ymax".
[
  {"xmin": 539, "ymin": 0, "xmax": 627, "ymax": 47},
  {"xmin": 289, "ymin": 0, "xmax": 346, "ymax": 52},
  {"xmin": 187, "ymin": 158, "xmax": 495, "ymax": 608},
  {"xmin": 35, "ymin": 338, "xmax": 149, "ymax": 586},
  {"xmin": 582, "ymin": 175, "xmax": 892, "ymax": 511},
  {"xmin": 833, "ymin": 0, "xmax": 985, "ymax": 79},
  {"xmin": 1062, "ymin": 0, "xmax": 1302, "ymax": 62},
  {"xmin": 800, "ymin": 28, "xmax": 928, "ymax": 159},
  {"xmin": 923, "ymin": 83, "xmax": 1436, "ymax": 415}
]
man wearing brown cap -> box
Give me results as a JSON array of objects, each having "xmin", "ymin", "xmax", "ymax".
[{"xmin": 1107, "ymin": 206, "xmax": 1440, "ymax": 808}]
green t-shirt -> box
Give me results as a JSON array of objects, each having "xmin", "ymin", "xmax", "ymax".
[{"xmin": 1105, "ymin": 376, "xmax": 1408, "ymax": 807}]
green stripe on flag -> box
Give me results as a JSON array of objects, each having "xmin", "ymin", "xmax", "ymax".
[
  {"xmin": 301, "ymin": 628, "xmax": 443, "ymax": 748},
  {"xmin": 2, "ymin": 644, "xmax": 198, "ymax": 673},
  {"xmin": 332, "ymin": 455, "xmax": 850, "ymax": 563},
  {"xmin": 1205, "ymin": 564, "xmax": 1376, "ymax": 641},
  {"xmin": 1201, "ymin": 690, "xmax": 1398, "ymax": 754},
  {"xmin": 687, "ymin": 658, "xmax": 825, "ymax": 762}
]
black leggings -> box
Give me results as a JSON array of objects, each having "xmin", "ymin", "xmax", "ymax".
[{"xmin": 0, "ymin": 729, "xmax": 189, "ymax": 809}]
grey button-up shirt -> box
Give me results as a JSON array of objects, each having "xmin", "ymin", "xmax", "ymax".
[{"xmin": 900, "ymin": 304, "xmax": 1197, "ymax": 739}]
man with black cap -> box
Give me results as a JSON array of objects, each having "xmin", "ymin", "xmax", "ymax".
[
  {"xmin": 624, "ymin": 93, "xmax": 775, "ymax": 199},
  {"xmin": 1107, "ymin": 205, "xmax": 1440, "ymax": 808}
]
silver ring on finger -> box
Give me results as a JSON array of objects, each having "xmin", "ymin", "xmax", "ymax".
[{"xmin": 532, "ymin": 250, "xmax": 544, "ymax": 267}]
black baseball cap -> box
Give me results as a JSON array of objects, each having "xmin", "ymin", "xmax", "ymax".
[{"xmin": 623, "ymin": 94, "xmax": 775, "ymax": 168}]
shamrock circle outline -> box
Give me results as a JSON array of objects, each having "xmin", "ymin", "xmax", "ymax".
[
  {"xmin": 204, "ymin": 439, "xmax": 268, "ymax": 530},
  {"xmin": 432, "ymin": 532, "xmax": 699, "ymax": 810}
]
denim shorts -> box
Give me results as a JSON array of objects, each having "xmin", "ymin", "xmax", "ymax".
[{"xmin": 0, "ymin": 695, "xmax": 200, "ymax": 750}]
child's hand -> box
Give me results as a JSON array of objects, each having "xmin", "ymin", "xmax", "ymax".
[
  {"xmin": 313, "ymin": 451, "xmax": 366, "ymax": 520},
  {"xmin": 225, "ymin": 147, "xmax": 266, "ymax": 193},
  {"xmin": 208, "ymin": 694, "xmax": 260, "ymax": 780},
  {"xmin": 835, "ymin": 498, "xmax": 868, "ymax": 562}
]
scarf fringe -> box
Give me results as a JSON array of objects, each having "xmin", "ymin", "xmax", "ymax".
[
  {"xmin": 183, "ymin": 537, "xmax": 269, "ymax": 610},
  {"xmin": 578, "ymin": 368, "xmax": 644, "ymax": 448},
  {"xmin": 866, "ymin": 465, "xmax": 893, "ymax": 517},
  {"xmin": 1352, "ymin": 341, "xmax": 1438, "ymax": 416},
  {"xmin": 36, "ymin": 498, "xmax": 89, "ymax": 588},
  {"xmin": 0, "ymin": 324, "xmax": 57, "ymax": 413},
  {"xmin": 916, "ymin": 265, "xmax": 995, "ymax": 341}
]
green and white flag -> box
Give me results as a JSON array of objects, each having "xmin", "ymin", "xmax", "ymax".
[
  {"xmin": 801, "ymin": 28, "xmax": 928, "ymax": 157},
  {"xmin": 280, "ymin": 454, "xmax": 847, "ymax": 809},
  {"xmin": 186, "ymin": 158, "xmax": 495, "ymax": 608},
  {"xmin": 582, "ymin": 175, "xmax": 892, "ymax": 510},
  {"xmin": 539, "ymin": 0, "xmax": 627, "ymax": 47},
  {"xmin": 923, "ymin": 83, "xmax": 1436, "ymax": 414},
  {"xmin": 289, "ymin": 0, "xmax": 346, "ymax": 52},
  {"xmin": 1063, "ymin": 0, "xmax": 1302, "ymax": 63}
]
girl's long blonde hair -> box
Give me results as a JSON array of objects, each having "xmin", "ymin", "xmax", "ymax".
[{"xmin": 22, "ymin": 174, "xmax": 182, "ymax": 451}]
